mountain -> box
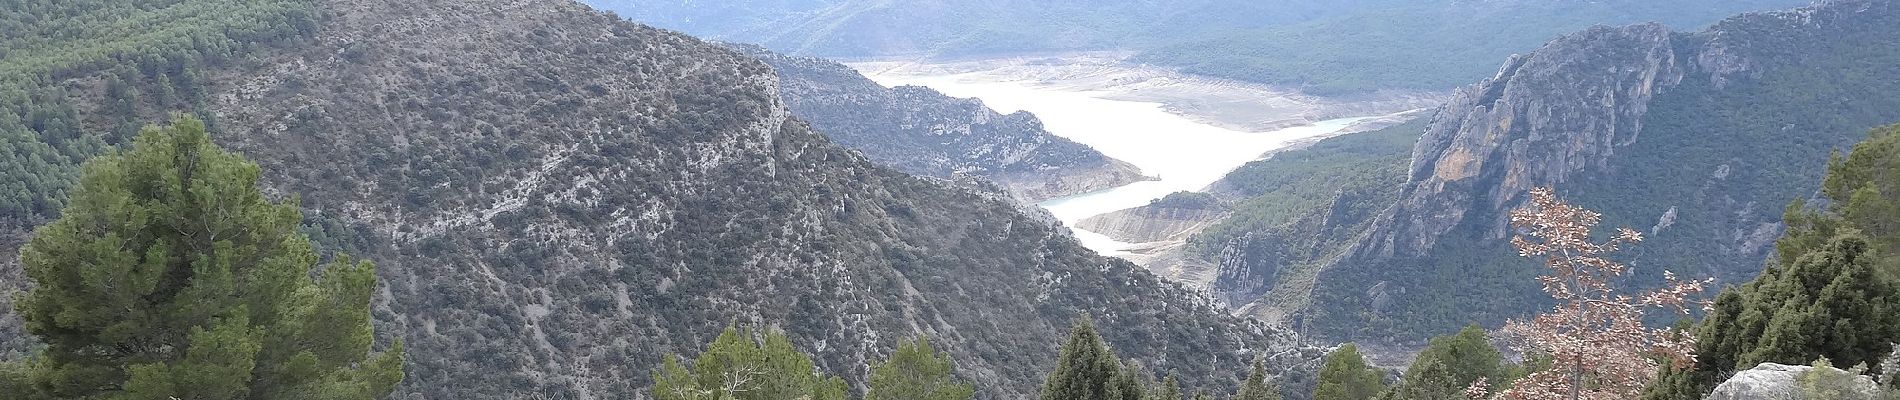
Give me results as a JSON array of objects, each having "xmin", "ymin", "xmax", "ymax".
[
  {"xmin": 583, "ymin": 0, "xmax": 1338, "ymax": 57},
  {"xmin": 1138, "ymin": 0, "xmax": 1810, "ymax": 95},
  {"xmin": 1199, "ymin": 0, "xmax": 1900, "ymax": 344},
  {"xmin": 587, "ymin": 0, "xmax": 1807, "ymax": 95},
  {"xmin": 733, "ymin": 45, "xmax": 1146, "ymax": 202},
  {"xmin": 0, "ymin": 0, "xmax": 1322, "ymax": 398}
]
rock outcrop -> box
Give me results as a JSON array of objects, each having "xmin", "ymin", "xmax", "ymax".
[
  {"xmin": 1705, "ymin": 363, "xmax": 1883, "ymax": 400},
  {"xmin": 737, "ymin": 46, "xmax": 1147, "ymax": 202}
]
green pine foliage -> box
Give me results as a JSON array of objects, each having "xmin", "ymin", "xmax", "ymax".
[
  {"xmin": 1380, "ymin": 325, "xmax": 1513, "ymax": 400},
  {"xmin": 0, "ymin": 0, "xmax": 317, "ymax": 224},
  {"xmin": 1040, "ymin": 319, "xmax": 1149, "ymax": 400},
  {"xmin": 1646, "ymin": 125, "xmax": 1900, "ymax": 400},
  {"xmin": 5, "ymin": 116, "xmax": 403, "ymax": 399},
  {"xmin": 651, "ymin": 325, "xmax": 848, "ymax": 400},
  {"xmin": 1312, "ymin": 344, "xmax": 1384, "ymax": 400},
  {"xmin": 1235, "ymin": 360, "xmax": 1281, "ymax": 400},
  {"xmin": 867, "ymin": 337, "xmax": 974, "ymax": 400},
  {"xmin": 0, "ymin": 0, "xmax": 317, "ymax": 82},
  {"xmin": 1, "ymin": 360, "xmax": 27, "ymax": 396},
  {"xmin": 1152, "ymin": 376, "xmax": 1183, "ymax": 400}
]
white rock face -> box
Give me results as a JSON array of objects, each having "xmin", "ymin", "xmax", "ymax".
[{"xmin": 1705, "ymin": 363, "xmax": 1881, "ymax": 400}]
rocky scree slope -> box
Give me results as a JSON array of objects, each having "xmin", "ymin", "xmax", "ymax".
[
  {"xmin": 733, "ymin": 45, "xmax": 1145, "ymax": 203},
  {"xmin": 1204, "ymin": 0, "xmax": 1900, "ymax": 343},
  {"xmin": 0, "ymin": 0, "xmax": 1319, "ymax": 398}
]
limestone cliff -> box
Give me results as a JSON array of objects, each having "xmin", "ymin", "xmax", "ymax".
[{"xmin": 1356, "ymin": 23, "xmax": 1683, "ymax": 259}]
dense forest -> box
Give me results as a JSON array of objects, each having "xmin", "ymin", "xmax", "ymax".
[{"xmin": 0, "ymin": 0, "xmax": 316, "ymax": 220}]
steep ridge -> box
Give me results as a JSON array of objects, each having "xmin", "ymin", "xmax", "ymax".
[
  {"xmin": 0, "ymin": 0, "xmax": 1318, "ymax": 398},
  {"xmin": 734, "ymin": 45, "xmax": 1146, "ymax": 202},
  {"xmin": 1232, "ymin": 0, "xmax": 1900, "ymax": 343}
]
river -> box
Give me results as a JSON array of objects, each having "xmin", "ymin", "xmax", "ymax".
[{"xmin": 850, "ymin": 65, "xmax": 1370, "ymax": 256}]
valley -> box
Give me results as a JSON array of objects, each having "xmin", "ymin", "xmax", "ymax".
[
  {"xmin": 848, "ymin": 55, "xmax": 1427, "ymax": 258},
  {"xmin": 4, "ymin": 0, "xmax": 1898, "ymax": 399}
]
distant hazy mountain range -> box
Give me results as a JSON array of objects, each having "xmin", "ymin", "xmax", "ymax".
[{"xmin": 586, "ymin": 0, "xmax": 1808, "ymax": 94}]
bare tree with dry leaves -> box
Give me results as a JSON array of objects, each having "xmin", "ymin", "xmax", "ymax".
[{"xmin": 1474, "ymin": 187, "xmax": 1712, "ymax": 400}]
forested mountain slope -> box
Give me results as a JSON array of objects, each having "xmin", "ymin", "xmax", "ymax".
[
  {"xmin": 1139, "ymin": 0, "xmax": 1809, "ymax": 95},
  {"xmin": 587, "ymin": 0, "xmax": 1805, "ymax": 95},
  {"xmin": 1202, "ymin": 0, "xmax": 1900, "ymax": 344},
  {"xmin": 734, "ymin": 45, "xmax": 1145, "ymax": 202},
  {"xmin": 0, "ymin": 0, "xmax": 1318, "ymax": 398},
  {"xmin": 585, "ymin": 0, "xmax": 1331, "ymax": 57}
]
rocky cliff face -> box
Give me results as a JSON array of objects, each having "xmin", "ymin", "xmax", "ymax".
[
  {"xmin": 1356, "ymin": 23, "xmax": 1684, "ymax": 259},
  {"xmin": 736, "ymin": 46, "xmax": 1146, "ymax": 202},
  {"xmin": 1191, "ymin": 0, "xmax": 1900, "ymax": 343},
  {"xmin": 0, "ymin": 0, "xmax": 1319, "ymax": 398}
]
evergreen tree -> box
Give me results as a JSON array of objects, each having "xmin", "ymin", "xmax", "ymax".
[
  {"xmin": 1107, "ymin": 365, "xmax": 1145, "ymax": 400},
  {"xmin": 1041, "ymin": 318, "xmax": 1134, "ymax": 400},
  {"xmin": 1151, "ymin": 375, "xmax": 1182, "ymax": 400},
  {"xmin": 1383, "ymin": 360, "xmax": 1458, "ymax": 400},
  {"xmin": 1383, "ymin": 325, "xmax": 1510, "ymax": 400},
  {"xmin": 650, "ymin": 325, "xmax": 847, "ymax": 400},
  {"xmin": 867, "ymin": 337, "xmax": 973, "ymax": 400},
  {"xmin": 1313, "ymin": 344, "xmax": 1385, "ymax": 400},
  {"xmin": 1235, "ymin": 360, "xmax": 1279, "ymax": 400},
  {"xmin": 9, "ymin": 116, "xmax": 402, "ymax": 399}
]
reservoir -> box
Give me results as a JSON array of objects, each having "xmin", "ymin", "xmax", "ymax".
[{"xmin": 851, "ymin": 63, "xmax": 1369, "ymax": 256}]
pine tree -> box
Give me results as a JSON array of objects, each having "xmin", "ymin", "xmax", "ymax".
[
  {"xmin": 1385, "ymin": 359, "xmax": 1459, "ymax": 400},
  {"xmin": 1152, "ymin": 375, "xmax": 1182, "ymax": 400},
  {"xmin": 651, "ymin": 325, "xmax": 847, "ymax": 400},
  {"xmin": 868, "ymin": 337, "xmax": 974, "ymax": 400},
  {"xmin": 10, "ymin": 116, "xmax": 402, "ymax": 399},
  {"xmin": 1235, "ymin": 360, "xmax": 1280, "ymax": 400},
  {"xmin": 1041, "ymin": 318, "xmax": 1133, "ymax": 400},
  {"xmin": 1384, "ymin": 325, "xmax": 1511, "ymax": 400},
  {"xmin": 1314, "ymin": 344, "xmax": 1385, "ymax": 400},
  {"xmin": 1107, "ymin": 365, "xmax": 1145, "ymax": 400}
]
